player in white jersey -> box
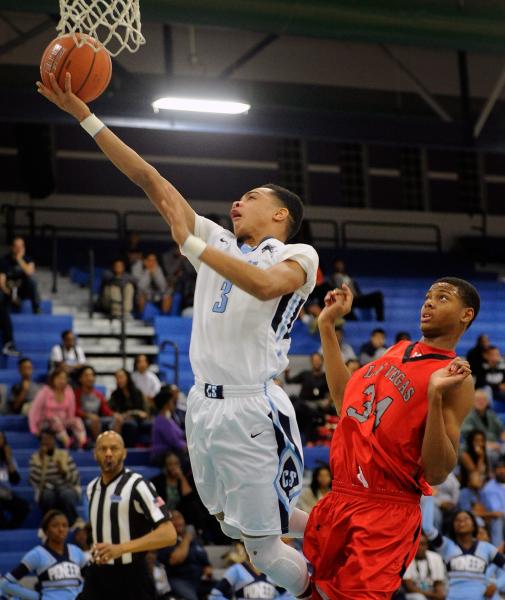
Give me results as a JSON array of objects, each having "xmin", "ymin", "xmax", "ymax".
[{"xmin": 37, "ymin": 73, "xmax": 319, "ymax": 599}]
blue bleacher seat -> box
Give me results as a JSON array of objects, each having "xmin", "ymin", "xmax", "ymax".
[
  {"xmin": 304, "ymin": 446, "xmax": 330, "ymax": 469},
  {"xmin": 6, "ymin": 432, "xmax": 39, "ymax": 449},
  {"xmin": 69, "ymin": 267, "xmax": 104, "ymax": 293},
  {"xmin": 4, "ymin": 355, "xmax": 49, "ymax": 371},
  {"xmin": 11, "ymin": 314, "xmax": 72, "ymax": 333},
  {"xmin": 0, "ymin": 415, "xmax": 28, "ymax": 432},
  {"xmin": 141, "ymin": 302, "xmax": 161, "ymax": 321},
  {"xmin": 11, "ymin": 448, "xmax": 152, "ymax": 468},
  {"xmin": 0, "ymin": 369, "xmax": 47, "ymax": 388},
  {"xmin": 16, "ymin": 466, "xmax": 160, "ymax": 486},
  {"xmin": 0, "ymin": 552, "xmax": 26, "ymax": 574},
  {"xmin": 14, "ymin": 333, "xmax": 61, "ymax": 353},
  {"xmin": 20, "ymin": 299, "xmax": 52, "ymax": 314},
  {"xmin": 154, "ymin": 316, "xmax": 192, "ymax": 338},
  {"xmin": 0, "ymin": 529, "xmax": 39, "ymax": 552}
]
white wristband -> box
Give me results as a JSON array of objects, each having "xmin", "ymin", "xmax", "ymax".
[
  {"xmin": 80, "ymin": 114, "xmax": 106, "ymax": 138},
  {"xmin": 181, "ymin": 234, "xmax": 207, "ymax": 259}
]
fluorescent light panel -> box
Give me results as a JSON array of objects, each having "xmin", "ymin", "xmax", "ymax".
[{"xmin": 152, "ymin": 96, "xmax": 250, "ymax": 115}]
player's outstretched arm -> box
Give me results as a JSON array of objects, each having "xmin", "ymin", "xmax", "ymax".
[
  {"xmin": 36, "ymin": 73, "xmax": 196, "ymax": 233},
  {"xmin": 318, "ymin": 286, "xmax": 353, "ymax": 414},
  {"xmin": 421, "ymin": 358, "xmax": 474, "ymax": 485}
]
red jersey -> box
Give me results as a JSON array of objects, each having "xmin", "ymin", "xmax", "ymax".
[{"xmin": 330, "ymin": 340, "xmax": 456, "ymax": 496}]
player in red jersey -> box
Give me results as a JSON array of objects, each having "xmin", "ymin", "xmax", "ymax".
[{"xmin": 303, "ymin": 277, "xmax": 480, "ymax": 600}]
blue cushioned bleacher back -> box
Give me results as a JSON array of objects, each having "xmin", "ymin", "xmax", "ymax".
[
  {"xmin": 0, "ymin": 369, "xmax": 47, "ymax": 388},
  {"xmin": 6, "ymin": 432, "xmax": 39, "ymax": 449},
  {"xmin": 3, "ymin": 354, "xmax": 51, "ymax": 370},
  {"xmin": 0, "ymin": 530, "xmax": 40, "ymax": 552},
  {"xmin": 20, "ymin": 300, "xmax": 52, "ymax": 314},
  {"xmin": 0, "ymin": 552, "xmax": 28, "ymax": 574},
  {"xmin": 10, "ymin": 448, "xmax": 152, "ymax": 468},
  {"xmin": 15, "ymin": 466, "xmax": 159, "ymax": 486},
  {"xmin": 11, "ymin": 315, "xmax": 73, "ymax": 333},
  {"xmin": 304, "ymin": 446, "xmax": 330, "ymax": 470},
  {"xmin": 0, "ymin": 416, "xmax": 29, "ymax": 431}
]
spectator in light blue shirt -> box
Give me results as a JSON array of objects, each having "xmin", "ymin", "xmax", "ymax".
[{"xmin": 482, "ymin": 459, "xmax": 505, "ymax": 547}]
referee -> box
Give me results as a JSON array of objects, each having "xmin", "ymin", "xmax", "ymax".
[{"xmin": 79, "ymin": 431, "xmax": 176, "ymax": 600}]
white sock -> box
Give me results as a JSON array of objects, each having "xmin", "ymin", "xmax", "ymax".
[
  {"xmin": 244, "ymin": 535, "xmax": 309, "ymax": 597},
  {"xmin": 288, "ymin": 507, "xmax": 308, "ymax": 538}
]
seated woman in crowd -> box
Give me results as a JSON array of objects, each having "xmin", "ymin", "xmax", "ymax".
[
  {"xmin": 0, "ymin": 509, "xmax": 88, "ymax": 599},
  {"xmin": 151, "ymin": 453, "xmax": 192, "ymax": 512},
  {"xmin": 28, "ymin": 369, "xmax": 86, "ymax": 448},
  {"xmin": 150, "ymin": 386, "xmax": 186, "ymax": 465},
  {"xmin": 298, "ymin": 465, "xmax": 332, "ymax": 514},
  {"xmin": 459, "ymin": 429, "xmax": 491, "ymax": 489},
  {"xmin": 74, "ymin": 366, "xmax": 121, "ymax": 442},
  {"xmin": 132, "ymin": 354, "xmax": 161, "ymax": 412},
  {"xmin": 109, "ymin": 368, "xmax": 148, "ymax": 447}
]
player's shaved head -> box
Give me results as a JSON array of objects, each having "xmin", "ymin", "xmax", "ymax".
[{"xmin": 96, "ymin": 430, "xmax": 125, "ymax": 449}]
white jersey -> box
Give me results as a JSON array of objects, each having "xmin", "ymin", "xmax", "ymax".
[{"xmin": 186, "ymin": 215, "xmax": 318, "ymax": 385}]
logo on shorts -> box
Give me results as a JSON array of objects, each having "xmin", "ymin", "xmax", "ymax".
[
  {"xmin": 280, "ymin": 457, "xmax": 299, "ymax": 494},
  {"xmin": 204, "ymin": 384, "xmax": 224, "ymax": 399},
  {"xmin": 274, "ymin": 448, "xmax": 302, "ymax": 508}
]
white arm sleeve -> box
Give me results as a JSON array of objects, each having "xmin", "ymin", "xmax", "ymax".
[{"xmin": 279, "ymin": 243, "xmax": 319, "ymax": 296}]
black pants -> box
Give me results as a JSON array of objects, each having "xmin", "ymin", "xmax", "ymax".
[
  {"xmin": 0, "ymin": 289, "xmax": 13, "ymax": 344},
  {"xmin": 16, "ymin": 276, "xmax": 41, "ymax": 312},
  {"xmin": 0, "ymin": 492, "xmax": 30, "ymax": 529},
  {"xmin": 79, "ymin": 561, "xmax": 156, "ymax": 600},
  {"xmin": 347, "ymin": 291, "xmax": 385, "ymax": 321}
]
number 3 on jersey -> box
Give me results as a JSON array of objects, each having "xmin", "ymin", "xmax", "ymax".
[
  {"xmin": 212, "ymin": 280, "xmax": 233, "ymax": 313},
  {"xmin": 347, "ymin": 383, "xmax": 393, "ymax": 430}
]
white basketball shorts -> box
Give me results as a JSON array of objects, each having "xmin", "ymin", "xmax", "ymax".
[{"xmin": 186, "ymin": 380, "xmax": 304, "ymax": 536}]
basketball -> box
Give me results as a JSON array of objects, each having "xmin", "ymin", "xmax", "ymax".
[{"xmin": 40, "ymin": 34, "xmax": 112, "ymax": 103}]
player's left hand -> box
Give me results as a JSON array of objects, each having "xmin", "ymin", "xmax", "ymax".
[
  {"xmin": 36, "ymin": 72, "xmax": 91, "ymax": 122},
  {"xmin": 92, "ymin": 542, "xmax": 123, "ymax": 563},
  {"xmin": 428, "ymin": 357, "xmax": 471, "ymax": 394},
  {"xmin": 159, "ymin": 197, "xmax": 191, "ymax": 247}
]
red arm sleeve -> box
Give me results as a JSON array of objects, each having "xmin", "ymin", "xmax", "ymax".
[{"xmin": 74, "ymin": 389, "xmax": 85, "ymax": 418}]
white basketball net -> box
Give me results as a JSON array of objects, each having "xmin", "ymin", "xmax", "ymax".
[{"xmin": 57, "ymin": 0, "xmax": 146, "ymax": 57}]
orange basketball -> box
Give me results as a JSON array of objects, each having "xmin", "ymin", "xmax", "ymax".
[{"xmin": 40, "ymin": 34, "xmax": 112, "ymax": 103}]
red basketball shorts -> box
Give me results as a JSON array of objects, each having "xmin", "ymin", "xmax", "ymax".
[{"xmin": 303, "ymin": 485, "xmax": 422, "ymax": 600}]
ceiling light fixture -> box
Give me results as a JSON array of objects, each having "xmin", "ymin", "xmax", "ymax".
[{"xmin": 152, "ymin": 97, "xmax": 250, "ymax": 115}]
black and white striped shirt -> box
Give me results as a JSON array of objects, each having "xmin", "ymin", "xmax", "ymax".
[{"xmin": 87, "ymin": 469, "xmax": 170, "ymax": 565}]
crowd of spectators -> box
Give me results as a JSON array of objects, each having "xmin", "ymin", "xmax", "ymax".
[
  {"xmin": 97, "ymin": 233, "xmax": 197, "ymax": 319},
  {"xmin": 6, "ymin": 233, "xmax": 505, "ymax": 598}
]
